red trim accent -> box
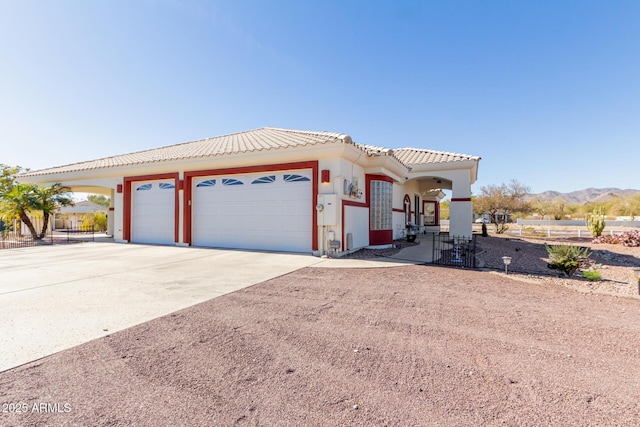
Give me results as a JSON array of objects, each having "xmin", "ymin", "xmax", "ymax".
[
  {"xmin": 366, "ymin": 174, "xmax": 394, "ymax": 246},
  {"xmin": 116, "ymin": 184, "xmax": 123, "ymax": 194},
  {"xmin": 451, "ymin": 198, "xmax": 472, "ymax": 202},
  {"xmin": 178, "ymin": 180, "xmax": 184, "ymax": 190},
  {"xmin": 183, "ymin": 161, "xmax": 319, "ymax": 251},
  {"xmin": 123, "ymin": 173, "xmax": 180, "ymax": 244},
  {"xmin": 321, "ymin": 169, "xmax": 330, "ymax": 183},
  {"xmin": 392, "ymin": 208, "xmax": 404, "ymax": 213}
]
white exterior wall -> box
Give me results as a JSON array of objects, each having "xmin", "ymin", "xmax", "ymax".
[
  {"xmin": 315, "ymin": 158, "xmax": 368, "ymax": 254},
  {"xmin": 392, "ymin": 211, "xmax": 407, "ymax": 239},
  {"xmin": 344, "ymin": 205, "xmax": 369, "ymax": 249},
  {"xmin": 448, "ymin": 169, "xmax": 473, "ymax": 238},
  {"xmin": 113, "ymin": 181, "xmax": 125, "ymax": 242}
]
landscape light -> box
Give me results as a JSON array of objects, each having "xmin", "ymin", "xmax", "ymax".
[
  {"xmin": 502, "ymin": 256, "xmax": 512, "ymax": 274},
  {"xmin": 633, "ymin": 267, "xmax": 640, "ymax": 295}
]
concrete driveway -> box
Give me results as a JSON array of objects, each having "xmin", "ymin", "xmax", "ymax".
[{"xmin": 0, "ymin": 242, "xmax": 322, "ymax": 372}]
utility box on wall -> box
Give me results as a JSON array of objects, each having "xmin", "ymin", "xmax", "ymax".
[{"xmin": 317, "ymin": 194, "xmax": 338, "ymax": 225}]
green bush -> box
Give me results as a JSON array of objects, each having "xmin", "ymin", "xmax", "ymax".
[
  {"xmin": 585, "ymin": 206, "xmax": 606, "ymax": 237},
  {"xmin": 582, "ymin": 270, "xmax": 602, "ymax": 282},
  {"xmin": 546, "ymin": 244, "xmax": 591, "ymax": 277}
]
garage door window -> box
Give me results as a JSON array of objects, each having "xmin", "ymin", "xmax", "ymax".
[
  {"xmin": 222, "ymin": 178, "xmax": 244, "ymax": 186},
  {"xmin": 252, "ymin": 175, "xmax": 276, "ymax": 184},
  {"xmin": 137, "ymin": 184, "xmax": 152, "ymax": 191},
  {"xmin": 197, "ymin": 179, "xmax": 216, "ymax": 187},
  {"xmin": 284, "ymin": 174, "xmax": 310, "ymax": 182}
]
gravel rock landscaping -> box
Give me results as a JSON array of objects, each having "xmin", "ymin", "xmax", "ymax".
[
  {"xmin": 477, "ymin": 233, "xmax": 640, "ymax": 297},
  {"xmin": 1, "ymin": 236, "xmax": 640, "ymax": 426}
]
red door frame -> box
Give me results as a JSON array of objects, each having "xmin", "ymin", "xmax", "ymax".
[
  {"xmin": 366, "ymin": 174, "xmax": 394, "ymax": 246},
  {"xmin": 123, "ymin": 173, "xmax": 180, "ymax": 243},
  {"xmin": 183, "ymin": 161, "xmax": 319, "ymax": 251}
]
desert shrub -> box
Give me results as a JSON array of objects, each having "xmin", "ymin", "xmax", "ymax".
[
  {"xmin": 592, "ymin": 230, "xmax": 640, "ymax": 247},
  {"xmin": 546, "ymin": 244, "xmax": 591, "ymax": 276},
  {"xmin": 585, "ymin": 206, "xmax": 606, "ymax": 237},
  {"xmin": 582, "ymin": 270, "xmax": 602, "ymax": 282},
  {"xmin": 81, "ymin": 212, "xmax": 108, "ymax": 232}
]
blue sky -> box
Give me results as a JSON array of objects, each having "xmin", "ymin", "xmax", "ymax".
[{"xmin": 1, "ymin": 0, "xmax": 638, "ymax": 194}]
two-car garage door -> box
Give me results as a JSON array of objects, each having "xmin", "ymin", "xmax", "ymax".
[{"xmin": 192, "ymin": 170, "xmax": 312, "ymax": 252}]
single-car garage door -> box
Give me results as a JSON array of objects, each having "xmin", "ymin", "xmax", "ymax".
[
  {"xmin": 131, "ymin": 180, "xmax": 176, "ymax": 245},
  {"xmin": 192, "ymin": 170, "xmax": 312, "ymax": 252}
]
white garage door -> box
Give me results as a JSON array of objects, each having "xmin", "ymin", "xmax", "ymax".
[
  {"xmin": 192, "ymin": 170, "xmax": 312, "ymax": 252},
  {"xmin": 131, "ymin": 180, "xmax": 176, "ymax": 245}
]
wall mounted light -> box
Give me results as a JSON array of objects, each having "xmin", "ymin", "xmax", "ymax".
[{"xmin": 321, "ymin": 170, "xmax": 330, "ymax": 183}]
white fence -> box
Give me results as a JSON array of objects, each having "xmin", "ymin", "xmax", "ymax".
[{"xmin": 517, "ymin": 219, "xmax": 640, "ymax": 228}]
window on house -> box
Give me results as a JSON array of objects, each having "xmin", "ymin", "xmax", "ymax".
[{"xmin": 370, "ymin": 180, "xmax": 392, "ymax": 230}]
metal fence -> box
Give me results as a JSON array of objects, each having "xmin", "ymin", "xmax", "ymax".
[
  {"xmin": 0, "ymin": 226, "xmax": 96, "ymax": 250},
  {"xmin": 431, "ymin": 233, "xmax": 477, "ymax": 268}
]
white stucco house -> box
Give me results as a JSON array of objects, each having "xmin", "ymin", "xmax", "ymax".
[
  {"xmin": 54, "ymin": 200, "xmax": 108, "ymax": 230},
  {"xmin": 18, "ymin": 127, "xmax": 480, "ymax": 255}
]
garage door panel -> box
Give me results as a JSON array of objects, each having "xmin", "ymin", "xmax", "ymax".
[
  {"xmin": 192, "ymin": 170, "xmax": 312, "ymax": 252},
  {"xmin": 131, "ymin": 180, "xmax": 175, "ymax": 245}
]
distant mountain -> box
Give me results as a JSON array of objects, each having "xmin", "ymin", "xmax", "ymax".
[{"xmin": 526, "ymin": 188, "xmax": 640, "ymax": 205}]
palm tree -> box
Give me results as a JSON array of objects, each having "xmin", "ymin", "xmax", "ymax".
[
  {"xmin": 0, "ymin": 183, "xmax": 73, "ymax": 240},
  {"xmin": 0, "ymin": 183, "xmax": 40, "ymax": 238},
  {"xmin": 34, "ymin": 183, "xmax": 73, "ymax": 238}
]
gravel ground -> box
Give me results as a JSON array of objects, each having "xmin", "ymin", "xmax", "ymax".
[
  {"xmin": 2, "ymin": 239, "xmax": 640, "ymax": 426},
  {"xmin": 477, "ymin": 234, "xmax": 640, "ymax": 297}
]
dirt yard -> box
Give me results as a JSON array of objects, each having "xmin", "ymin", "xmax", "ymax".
[
  {"xmin": 2, "ymin": 247, "xmax": 640, "ymax": 426},
  {"xmin": 477, "ymin": 233, "xmax": 640, "ymax": 297}
]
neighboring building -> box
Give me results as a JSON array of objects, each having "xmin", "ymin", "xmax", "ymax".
[
  {"xmin": 54, "ymin": 200, "xmax": 108, "ymax": 230},
  {"xmin": 17, "ymin": 127, "xmax": 480, "ymax": 255}
]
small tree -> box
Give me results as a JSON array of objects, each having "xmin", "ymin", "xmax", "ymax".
[
  {"xmin": 585, "ymin": 206, "xmax": 606, "ymax": 237},
  {"xmin": 0, "ymin": 182, "xmax": 73, "ymax": 239},
  {"xmin": 0, "ymin": 183, "xmax": 40, "ymax": 238},
  {"xmin": 87, "ymin": 194, "xmax": 111, "ymax": 208},
  {"xmin": 81, "ymin": 212, "xmax": 108, "ymax": 231},
  {"xmin": 1, "ymin": 164, "xmax": 23, "ymax": 194},
  {"xmin": 473, "ymin": 180, "xmax": 532, "ymax": 233},
  {"xmin": 439, "ymin": 200, "xmax": 450, "ymax": 220}
]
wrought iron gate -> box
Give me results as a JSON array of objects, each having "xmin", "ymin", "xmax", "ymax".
[{"xmin": 431, "ymin": 233, "xmax": 477, "ymax": 268}]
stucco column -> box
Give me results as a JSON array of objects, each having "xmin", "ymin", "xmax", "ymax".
[
  {"xmin": 113, "ymin": 182, "xmax": 126, "ymax": 243},
  {"xmin": 449, "ymin": 172, "xmax": 473, "ymax": 238},
  {"xmin": 177, "ymin": 171, "xmax": 187, "ymax": 246},
  {"xmin": 107, "ymin": 188, "xmax": 115, "ymax": 237}
]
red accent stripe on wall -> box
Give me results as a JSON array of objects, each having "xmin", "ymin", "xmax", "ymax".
[
  {"xmin": 183, "ymin": 161, "xmax": 319, "ymax": 251},
  {"xmin": 366, "ymin": 174, "xmax": 394, "ymax": 246},
  {"xmin": 123, "ymin": 173, "xmax": 180, "ymax": 244},
  {"xmin": 451, "ymin": 198, "xmax": 472, "ymax": 202}
]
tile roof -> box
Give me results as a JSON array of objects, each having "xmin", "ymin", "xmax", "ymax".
[
  {"xmin": 56, "ymin": 200, "xmax": 108, "ymax": 214},
  {"xmin": 393, "ymin": 148, "xmax": 480, "ymax": 166},
  {"xmin": 19, "ymin": 127, "xmax": 479, "ymax": 177},
  {"xmin": 21, "ymin": 127, "xmax": 354, "ymax": 177}
]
